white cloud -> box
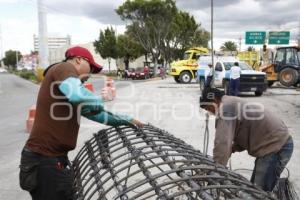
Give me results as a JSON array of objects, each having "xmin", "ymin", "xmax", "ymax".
[
  {"xmin": 1, "ymin": 0, "xmax": 299, "ymax": 55},
  {"xmin": 1, "ymin": 18, "xmax": 37, "ymax": 55}
]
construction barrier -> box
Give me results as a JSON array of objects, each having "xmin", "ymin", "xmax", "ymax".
[
  {"xmin": 26, "ymin": 105, "xmax": 36, "ymax": 133},
  {"xmin": 101, "ymin": 77, "xmax": 116, "ymax": 101},
  {"xmin": 84, "ymin": 82, "xmax": 94, "ymax": 92}
]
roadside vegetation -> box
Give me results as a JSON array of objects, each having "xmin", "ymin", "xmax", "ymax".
[{"xmin": 9, "ymin": 69, "xmax": 38, "ymax": 83}]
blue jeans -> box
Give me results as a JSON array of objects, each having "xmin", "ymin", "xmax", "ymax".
[
  {"xmin": 251, "ymin": 136, "xmax": 293, "ymax": 191},
  {"xmin": 230, "ymin": 78, "xmax": 240, "ymax": 96}
]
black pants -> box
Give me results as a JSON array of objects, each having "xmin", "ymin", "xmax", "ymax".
[
  {"xmin": 205, "ymin": 76, "xmax": 213, "ymax": 88},
  {"xmin": 19, "ymin": 148, "xmax": 74, "ymax": 200}
]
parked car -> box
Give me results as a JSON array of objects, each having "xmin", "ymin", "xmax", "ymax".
[
  {"xmin": 0, "ymin": 68, "xmax": 7, "ymax": 73},
  {"xmin": 126, "ymin": 68, "xmax": 136, "ymax": 79},
  {"xmin": 130, "ymin": 67, "xmax": 150, "ymax": 79},
  {"xmin": 197, "ymin": 56, "xmax": 268, "ymax": 96}
]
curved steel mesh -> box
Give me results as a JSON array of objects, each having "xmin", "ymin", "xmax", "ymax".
[{"xmin": 72, "ymin": 125, "xmax": 273, "ymax": 200}]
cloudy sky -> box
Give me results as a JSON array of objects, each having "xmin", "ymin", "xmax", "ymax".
[{"xmin": 0, "ymin": 0, "xmax": 299, "ymax": 57}]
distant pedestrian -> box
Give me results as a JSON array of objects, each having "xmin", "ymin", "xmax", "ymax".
[
  {"xmin": 229, "ymin": 62, "xmax": 241, "ymax": 96},
  {"xmin": 144, "ymin": 66, "xmax": 150, "ymax": 79},
  {"xmin": 124, "ymin": 69, "xmax": 129, "ymax": 80},
  {"xmin": 158, "ymin": 67, "xmax": 166, "ymax": 79},
  {"xmin": 205, "ymin": 63, "xmax": 213, "ymax": 88}
]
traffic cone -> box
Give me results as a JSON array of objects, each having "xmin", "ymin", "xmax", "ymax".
[
  {"xmin": 106, "ymin": 77, "xmax": 114, "ymax": 87},
  {"xmin": 101, "ymin": 87, "xmax": 109, "ymax": 101},
  {"xmin": 101, "ymin": 77, "xmax": 116, "ymax": 101},
  {"xmin": 26, "ymin": 105, "xmax": 36, "ymax": 133},
  {"xmin": 101, "ymin": 87, "xmax": 115, "ymax": 101},
  {"xmin": 84, "ymin": 82, "xmax": 94, "ymax": 92}
]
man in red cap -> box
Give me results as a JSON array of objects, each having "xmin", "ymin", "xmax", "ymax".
[{"xmin": 19, "ymin": 46, "xmax": 143, "ymax": 200}]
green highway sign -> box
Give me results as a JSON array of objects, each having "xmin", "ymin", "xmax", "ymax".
[
  {"xmin": 245, "ymin": 31, "xmax": 266, "ymax": 44},
  {"xmin": 268, "ymin": 31, "xmax": 290, "ymax": 45}
]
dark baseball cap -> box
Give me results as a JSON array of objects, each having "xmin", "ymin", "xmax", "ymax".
[
  {"xmin": 65, "ymin": 46, "xmax": 102, "ymax": 73},
  {"xmin": 199, "ymin": 87, "xmax": 224, "ymax": 108}
]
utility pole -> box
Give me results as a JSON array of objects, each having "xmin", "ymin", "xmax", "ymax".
[
  {"xmin": 211, "ymin": 0, "xmax": 214, "ymax": 66},
  {"xmin": 298, "ymin": 17, "xmax": 300, "ymax": 47},
  {"xmin": 211, "ymin": 0, "xmax": 215, "ymax": 87},
  {"xmin": 239, "ymin": 37, "xmax": 242, "ymax": 52},
  {"xmin": 0, "ymin": 24, "xmax": 2, "ymax": 67},
  {"xmin": 16, "ymin": 51, "xmax": 19, "ymax": 68},
  {"xmin": 37, "ymin": 0, "xmax": 49, "ymax": 68}
]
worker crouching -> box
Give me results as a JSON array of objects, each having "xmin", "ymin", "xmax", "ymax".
[{"xmin": 199, "ymin": 87, "xmax": 293, "ymax": 192}]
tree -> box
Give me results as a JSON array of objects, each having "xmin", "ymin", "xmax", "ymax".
[
  {"xmin": 117, "ymin": 0, "xmax": 177, "ymax": 74},
  {"xmin": 247, "ymin": 46, "xmax": 255, "ymax": 51},
  {"xmin": 2, "ymin": 50, "xmax": 22, "ymax": 69},
  {"xmin": 94, "ymin": 27, "xmax": 117, "ymax": 72},
  {"xmin": 116, "ymin": 34, "xmax": 145, "ymax": 69},
  {"xmin": 220, "ymin": 41, "xmax": 237, "ymax": 52},
  {"xmin": 163, "ymin": 11, "xmax": 210, "ymax": 65},
  {"xmin": 191, "ymin": 28, "xmax": 210, "ymax": 48}
]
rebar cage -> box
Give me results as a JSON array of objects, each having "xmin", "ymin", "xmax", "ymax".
[{"xmin": 72, "ymin": 125, "xmax": 273, "ymax": 200}]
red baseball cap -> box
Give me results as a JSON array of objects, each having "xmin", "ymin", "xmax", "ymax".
[{"xmin": 65, "ymin": 46, "xmax": 102, "ymax": 73}]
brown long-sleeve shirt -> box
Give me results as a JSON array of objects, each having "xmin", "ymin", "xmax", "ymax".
[{"xmin": 213, "ymin": 96, "xmax": 290, "ymax": 166}]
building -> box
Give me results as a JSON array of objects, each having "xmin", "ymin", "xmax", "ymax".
[
  {"xmin": 48, "ymin": 42, "xmax": 149, "ymax": 72},
  {"xmin": 17, "ymin": 53, "xmax": 38, "ymax": 70},
  {"xmin": 48, "ymin": 42, "xmax": 117, "ymax": 71},
  {"xmin": 33, "ymin": 34, "xmax": 71, "ymax": 52}
]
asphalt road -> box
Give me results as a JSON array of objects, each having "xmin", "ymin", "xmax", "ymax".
[
  {"xmin": 0, "ymin": 73, "xmax": 154, "ymax": 200},
  {"xmin": 0, "ymin": 73, "xmax": 38, "ymax": 199}
]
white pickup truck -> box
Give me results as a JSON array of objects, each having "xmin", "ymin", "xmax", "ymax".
[{"xmin": 197, "ymin": 56, "xmax": 268, "ymax": 96}]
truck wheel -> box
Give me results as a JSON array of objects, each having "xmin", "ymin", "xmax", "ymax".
[
  {"xmin": 174, "ymin": 76, "xmax": 180, "ymax": 83},
  {"xmin": 268, "ymin": 81, "xmax": 274, "ymax": 87},
  {"xmin": 199, "ymin": 78, "xmax": 205, "ymax": 91},
  {"xmin": 255, "ymin": 91, "xmax": 263, "ymax": 96},
  {"xmin": 224, "ymin": 81, "xmax": 230, "ymax": 95},
  {"xmin": 179, "ymin": 72, "xmax": 192, "ymax": 84},
  {"xmin": 279, "ymin": 68, "xmax": 298, "ymax": 87}
]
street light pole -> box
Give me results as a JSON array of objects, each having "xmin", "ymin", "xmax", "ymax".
[
  {"xmin": 37, "ymin": 0, "xmax": 49, "ymax": 69},
  {"xmin": 16, "ymin": 51, "xmax": 18, "ymax": 68},
  {"xmin": 0, "ymin": 24, "xmax": 3, "ymax": 61},
  {"xmin": 211, "ymin": 0, "xmax": 215, "ymax": 87},
  {"xmin": 211, "ymin": 0, "xmax": 214, "ymax": 64}
]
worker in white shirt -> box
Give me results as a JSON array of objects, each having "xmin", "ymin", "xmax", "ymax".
[
  {"xmin": 230, "ymin": 62, "xmax": 241, "ymax": 96},
  {"xmin": 205, "ymin": 63, "xmax": 213, "ymax": 88}
]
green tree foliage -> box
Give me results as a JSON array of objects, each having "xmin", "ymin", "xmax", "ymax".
[
  {"xmin": 94, "ymin": 27, "xmax": 117, "ymax": 72},
  {"xmin": 247, "ymin": 46, "xmax": 255, "ymax": 51},
  {"xmin": 117, "ymin": 35, "xmax": 142, "ymax": 60},
  {"xmin": 116, "ymin": 34, "xmax": 145, "ymax": 69},
  {"xmin": 117, "ymin": 0, "xmax": 177, "ymax": 72},
  {"xmin": 164, "ymin": 11, "xmax": 210, "ymax": 64},
  {"xmin": 2, "ymin": 50, "xmax": 22, "ymax": 69},
  {"xmin": 117, "ymin": 0, "xmax": 210, "ymax": 68},
  {"xmin": 220, "ymin": 41, "xmax": 237, "ymax": 51}
]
